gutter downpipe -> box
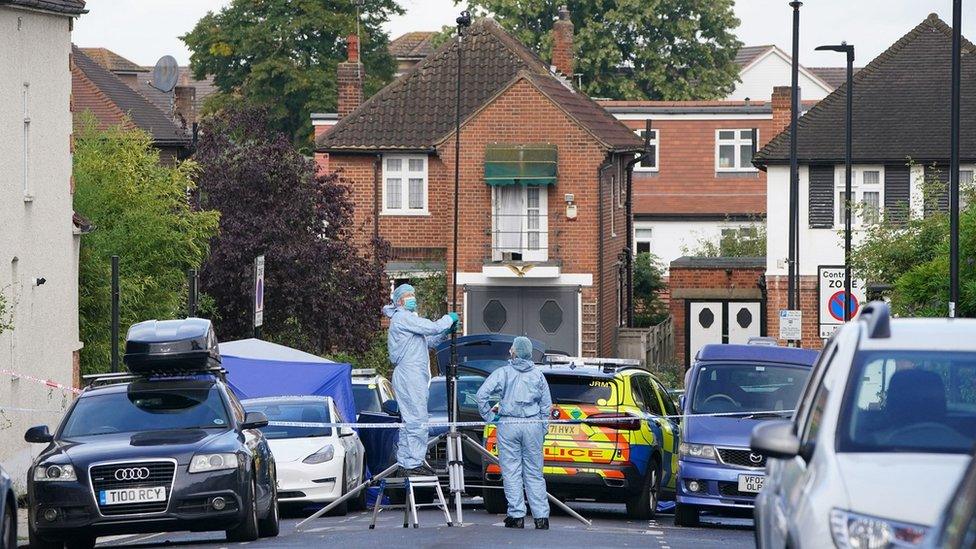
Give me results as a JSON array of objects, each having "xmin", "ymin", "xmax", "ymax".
[{"xmin": 624, "ymin": 120, "xmax": 654, "ymax": 329}]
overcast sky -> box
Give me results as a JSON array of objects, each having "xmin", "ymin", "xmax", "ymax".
[{"xmin": 73, "ymin": 0, "xmax": 976, "ymax": 69}]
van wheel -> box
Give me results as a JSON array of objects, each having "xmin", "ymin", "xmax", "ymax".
[
  {"xmin": 626, "ymin": 456, "xmax": 661, "ymax": 520},
  {"xmin": 674, "ymin": 502, "xmax": 700, "ymax": 527},
  {"xmin": 226, "ymin": 477, "xmax": 260, "ymax": 542},
  {"xmin": 482, "ymin": 482, "xmax": 507, "ymax": 514}
]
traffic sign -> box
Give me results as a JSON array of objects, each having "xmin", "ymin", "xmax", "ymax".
[
  {"xmin": 779, "ymin": 309, "xmax": 802, "ymax": 341},
  {"xmin": 254, "ymin": 255, "xmax": 265, "ymax": 328},
  {"xmin": 818, "ymin": 265, "xmax": 865, "ymax": 339}
]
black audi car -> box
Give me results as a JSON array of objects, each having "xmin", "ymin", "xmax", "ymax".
[{"xmin": 25, "ymin": 319, "xmax": 279, "ymax": 549}]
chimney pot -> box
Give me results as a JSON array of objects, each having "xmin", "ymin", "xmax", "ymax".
[
  {"xmin": 551, "ymin": 6, "xmax": 575, "ymax": 79},
  {"xmin": 338, "ymin": 34, "xmax": 364, "ymax": 119},
  {"xmin": 347, "ymin": 34, "xmax": 360, "ymax": 63}
]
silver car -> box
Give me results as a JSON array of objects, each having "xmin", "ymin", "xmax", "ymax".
[{"xmin": 752, "ymin": 303, "xmax": 976, "ymax": 549}]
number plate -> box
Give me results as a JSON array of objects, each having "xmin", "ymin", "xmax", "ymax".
[
  {"xmin": 99, "ymin": 486, "xmax": 167, "ymax": 505},
  {"xmin": 737, "ymin": 474, "xmax": 764, "ymax": 493},
  {"xmin": 547, "ymin": 424, "xmax": 580, "ymax": 437}
]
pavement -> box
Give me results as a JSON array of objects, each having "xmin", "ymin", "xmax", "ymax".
[{"xmin": 58, "ymin": 501, "xmax": 756, "ymax": 549}]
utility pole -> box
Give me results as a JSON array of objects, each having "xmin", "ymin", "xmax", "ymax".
[
  {"xmin": 949, "ymin": 0, "xmax": 962, "ymax": 318},
  {"xmin": 787, "ymin": 1, "xmax": 802, "ymax": 345}
]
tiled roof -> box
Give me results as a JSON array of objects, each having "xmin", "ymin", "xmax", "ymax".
[
  {"xmin": 78, "ymin": 47, "xmax": 144, "ymax": 73},
  {"xmin": 807, "ymin": 66, "xmax": 861, "ymax": 89},
  {"xmin": 72, "ymin": 46, "xmax": 188, "ymax": 146},
  {"xmin": 598, "ymin": 99, "xmax": 819, "ymax": 116},
  {"xmin": 755, "ymin": 14, "xmax": 976, "ymax": 165},
  {"xmin": 318, "ymin": 18, "xmax": 642, "ymax": 153},
  {"xmin": 1, "ymin": 0, "xmax": 86, "ymax": 15},
  {"xmin": 388, "ymin": 31, "xmax": 438, "ymax": 59},
  {"xmin": 735, "ymin": 45, "xmax": 774, "ymax": 69}
]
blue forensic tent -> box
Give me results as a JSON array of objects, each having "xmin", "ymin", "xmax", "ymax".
[{"xmin": 218, "ymin": 338, "xmax": 356, "ymax": 427}]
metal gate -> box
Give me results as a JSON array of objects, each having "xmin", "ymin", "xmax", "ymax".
[
  {"xmin": 685, "ymin": 300, "xmax": 764, "ymax": 366},
  {"xmin": 465, "ymin": 286, "xmax": 579, "ymax": 355}
]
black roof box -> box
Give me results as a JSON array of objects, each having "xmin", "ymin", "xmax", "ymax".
[{"xmin": 124, "ymin": 318, "xmax": 220, "ymax": 374}]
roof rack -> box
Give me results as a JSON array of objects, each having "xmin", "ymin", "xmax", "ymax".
[
  {"xmin": 858, "ymin": 301, "xmax": 891, "ymax": 339},
  {"xmin": 83, "ymin": 366, "xmax": 227, "ymax": 389},
  {"xmin": 541, "ymin": 355, "xmax": 643, "ymax": 373}
]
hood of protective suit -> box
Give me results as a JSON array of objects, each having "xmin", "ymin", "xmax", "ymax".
[
  {"xmin": 382, "ymin": 304, "xmax": 398, "ymax": 318},
  {"xmin": 510, "ymin": 357, "xmax": 535, "ymax": 372}
]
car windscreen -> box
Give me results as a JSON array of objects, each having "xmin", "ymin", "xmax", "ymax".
[
  {"xmin": 690, "ymin": 363, "xmax": 809, "ymax": 415},
  {"xmin": 244, "ymin": 401, "xmax": 332, "ymax": 439},
  {"xmin": 61, "ymin": 385, "xmax": 230, "ymax": 437},
  {"xmin": 837, "ymin": 351, "xmax": 976, "ymax": 454},
  {"xmin": 428, "ymin": 377, "xmax": 484, "ymax": 414},
  {"xmin": 546, "ymin": 375, "xmax": 618, "ymax": 406},
  {"xmin": 352, "ymin": 383, "xmax": 382, "ymax": 413}
]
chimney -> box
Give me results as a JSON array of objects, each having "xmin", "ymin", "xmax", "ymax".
[
  {"xmin": 173, "ymin": 85, "xmax": 196, "ymax": 131},
  {"xmin": 337, "ymin": 34, "xmax": 363, "ymax": 118},
  {"xmin": 771, "ymin": 86, "xmax": 794, "ymax": 139},
  {"xmin": 551, "ymin": 6, "xmax": 574, "ymax": 78}
]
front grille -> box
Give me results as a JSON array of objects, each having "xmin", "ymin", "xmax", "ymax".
[
  {"xmin": 90, "ymin": 461, "xmax": 175, "ymax": 516},
  {"xmin": 718, "ymin": 481, "xmax": 757, "ymax": 499},
  {"xmin": 717, "ymin": 448, "xmax": 766, "ymax": 468}
]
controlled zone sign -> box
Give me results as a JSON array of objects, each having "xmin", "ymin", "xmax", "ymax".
[{"xmin": 818, "ymin": 265, "xmax": 865, "ymax": 339}]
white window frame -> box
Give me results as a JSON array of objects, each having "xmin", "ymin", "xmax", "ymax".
[
  {"xmin": 634, "ymin": 225, "xmax": 653, "ymax": 256},
  {"xmin": 491, "ymin": 185, "xmax": 549, "ymax": 262},
  {"xmin": 381, "ymin": 154, "xmax": 429, "ymax": 216},
  {"xmin": 835, "ymin": 166, "xmax": 884, "ymax": 228},
  {"xmin": 715, "ymin": 128, "xmax": 758, "ymax": 172},
  {"xmin": 634, "ymin": 128, "xmax": 659, "ymax": 173}
]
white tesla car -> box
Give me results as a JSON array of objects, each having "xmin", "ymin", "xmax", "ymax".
[
  {"xmin": 242, "ymin": 396, "xmax": 366, "ymax": 514},
  {"xmin": 751, "ymin": 303, "xmax": 976, "ymax": 549}
]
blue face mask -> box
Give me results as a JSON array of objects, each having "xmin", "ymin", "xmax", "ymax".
[{"xmin": 403, "ymin": 297, "xmax": 417, "ymax": 311}]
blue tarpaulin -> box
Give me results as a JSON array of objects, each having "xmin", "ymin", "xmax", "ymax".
[{"xmin": 218, "ymin": 338, "xmax": 356, "ymax": 428}]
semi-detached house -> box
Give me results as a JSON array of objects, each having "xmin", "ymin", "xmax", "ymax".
[
  {"xmin": 755, "ymin": 13, "xmax": 976, "ymax": 347},
  {"xmin": 314, "ymin": 14, "xmax": 643, "ymax": 357}
]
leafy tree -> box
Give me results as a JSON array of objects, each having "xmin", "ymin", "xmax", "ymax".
[
  {"xmin": 195, "ymin": 105, "xmax": 390, "ymax": 355},
  {"xmin": 850, "ymin": 163, "xmax": 976, "ymax": 317},
  {"xmin": 634, "ymin": 252, "xmax": 669, "ymax": 327},
  {"xmin": 182, "ymin": 0, "xmax": 402, "ymax": 146},
  {"xmin": 462, "ymin": 0, "xmax": 741, "ymax": 100},
  {"xmin": 73, "ymin": 116, "xmax": 220, "ymax": 374}
]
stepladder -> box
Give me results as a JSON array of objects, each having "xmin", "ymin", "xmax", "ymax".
[{"xmin": 368, "ymin": 475, "xmax": 453, "ymax": 529}]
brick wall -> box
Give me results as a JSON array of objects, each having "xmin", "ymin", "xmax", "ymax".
[
  {"xmin": 765, "ymin": 274, "xmax": 822, "ymax": 349},
  {"xmin": 320, "ymin": 78, "xmax": 627, "ymax": 356}
]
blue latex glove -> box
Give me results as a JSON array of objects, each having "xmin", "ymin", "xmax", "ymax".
[{"xmin": 448, "ymin": 312, "xmax": 460, "ymax": 324}]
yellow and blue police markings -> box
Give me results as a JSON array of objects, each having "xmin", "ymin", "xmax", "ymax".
[{"xmin": 484, "ymin": 370, "xmax": 680, "ymax": 493}]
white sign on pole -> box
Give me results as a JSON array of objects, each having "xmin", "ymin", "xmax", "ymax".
[
  {"xmin": 817, "ymin": 265, "xmax": 866, "ymax": 339},
  {"xmin": 254, "ymin": 255, "xmax": 265, "ymax": 328},
  {"xmin": 779, "ymin": 309, "xmax": 802, "ymax": 341}
]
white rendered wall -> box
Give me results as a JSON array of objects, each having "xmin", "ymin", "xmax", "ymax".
[{"xmin": 729, "ymin": 53, "xmax": 833, "ymax": 101}]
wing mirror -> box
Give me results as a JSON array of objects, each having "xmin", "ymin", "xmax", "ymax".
[
  {"xmin": 381, "ymin": 399, "xmax": 400, "ymax": 417},
  {"xmin": 242, "ymin": 411, "xmax": 269, "ymax": 430},
  {"xmin": 750, "ymin": 419, "xmax": 801, "ymax": 460},
  {"xmin": 339, "ymin": 426, "xmax": 356, "ymax": 437},
  {"xmin": 25, "ymin": 425, "xmax": 53, "ymax": 444}
]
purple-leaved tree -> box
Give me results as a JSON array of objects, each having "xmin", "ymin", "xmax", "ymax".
[{"xmin": 195, "ymin": 105, "xmax": 389, "ymax": 354}]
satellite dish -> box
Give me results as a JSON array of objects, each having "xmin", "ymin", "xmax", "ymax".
[{"xmin": 151, "ymin": 55, "xmax": 179, "ymax": 93}]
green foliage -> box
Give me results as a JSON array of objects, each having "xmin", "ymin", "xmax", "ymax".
[
  {"xmin": 182, "ymin": 0, "xmax": 402, "ymax": 146},
  {"xmin": 0, "ymin": 287, "xmax": 13, "ymax": 336},
  {"xmin": 73, "ymin": 116, "xmax": 220, "ymax": 374},
  {"xmin": 415, "ymin": 269, "xmax": 448, "ymax": 319},
  {"xmin": 330, "ymin": 332, "xmax": 392, "ymax": 379},
  {"xmin": 850, "ymin": 161, "xmax": 976, "ymax": 317},
  {"xmin": 633, "ymin": 252, "xmax": 668, "ymax": 327},
  {"xmin": 462, "ymin": 0, "xmax": 742, "ymax": 100},
  {"xmin": 683, "ymin": 223, "xmax": 766, "ymax": 258}
]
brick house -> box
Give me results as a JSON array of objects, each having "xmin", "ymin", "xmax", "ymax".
[
  {"xmin": 755, "ymin": 13, "xmax": 976, "ymax": 348},
  {"xmin": 314, "ymin": 15, "xmax": 643, "ymax": 357}
]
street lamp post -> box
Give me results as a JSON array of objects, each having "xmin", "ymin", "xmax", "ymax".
[
  {"xmin": 949, "ymin": 0, "xmax": 962, "ymax": 318},
  {"xmin": 816, "ymin": 42, "xmax": 855, "ymax": 321},
  {"xmin": 787, "ymin": 1, "xmax": 802, "ymax": 345}
]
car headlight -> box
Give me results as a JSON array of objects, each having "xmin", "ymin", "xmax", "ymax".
[
  {"xmin": 189, "ymin": 453, "xmax": 239, "ymax": 473},
  {"xmin": 678, "ymin": 443, "xmax": 717, "ymax": 460},
  {"xmin": 33, "ymin": 464, "xmax": 76, "ymax": 482},
  {"xmin": 303, "ymin": 445, "xmax": 335, "ymax": 465},
  {"xmin": 829, "ymin": 509, "xmax": 928, "ymax": 548}
]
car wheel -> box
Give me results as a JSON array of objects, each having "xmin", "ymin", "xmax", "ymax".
[
  {"xmin": 258, "ymin": 473, "xmax": 280, "ymax": 538},
  {"xmin": 2, "ymin": 501, "xmax": 15, "ymax": 549},
  {"xmin": 626, "ymin": 456, "xmax": 661, "ymax": 520},
  {"xmin": 332, "ymin": 462, "xmax": 349, "ymax": 516},
  {"xmin": 349, "ymin": 457, "xmax": 368, "ymax": 511},
  {"xmin": 674, "ymin": 502, "xmax": 700, "ymax": 527},
  {"xmin": 226, "ymin": 476, "xmax": 260, "ymax": 542},
  {"xmin": 481, "ymin": 482, "xmax": 507, "ymax": 514}
]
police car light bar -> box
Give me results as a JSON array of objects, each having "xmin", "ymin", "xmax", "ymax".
[
  {"xmin": 351, "ymin": 368, "xmax": 376, "ymax": 376},
  {"xmin": 541, "ymin": 355, "xmax": 643, "ymax": 372}
]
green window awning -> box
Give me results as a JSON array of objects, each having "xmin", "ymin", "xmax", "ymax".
[{"xmin": 484, "ymin": 144, "xmax": 558, "ymax": 186}]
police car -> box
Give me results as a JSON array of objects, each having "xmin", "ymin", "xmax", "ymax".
[
  {"xmin": 482, "ymin": 357, "xmax": 680, "ymax": 519},
  {"xmin": 350, "ymin": 369, "xmax": 395, "ymax": 416},
  {"xmin": 25, "ymin": 319, "xmax": 279, "ymax": 548}
]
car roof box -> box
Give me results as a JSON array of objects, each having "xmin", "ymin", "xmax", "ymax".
[{"xmin": 124, "ymin": 318, "xmax": 221, "ymax": 374}]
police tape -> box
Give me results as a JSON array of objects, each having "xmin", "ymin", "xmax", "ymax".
[
  {"xmin": 265, "ymin": 409, "xmax": 795, "ymax": 430},
  {"xmin": 0, "ymin": 368, "xmax": 81, "ymax": 395}
]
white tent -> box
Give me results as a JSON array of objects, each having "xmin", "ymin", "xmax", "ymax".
[{"xmin": 218, "ymin": 338, "xmax": 335, "ymax": 363}]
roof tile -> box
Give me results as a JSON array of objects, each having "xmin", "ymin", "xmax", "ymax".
[{"xmin": 2, "ymin": 0, "xmax": 86, "ymax": 15}]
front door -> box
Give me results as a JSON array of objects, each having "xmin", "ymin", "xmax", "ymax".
[
  {"xmin": 466, "ymin": 286, "xmax": 578, "ymax": 355},
  {"xmin": 686, "ymin": 300, "xmax": 764, "ymax": 366}
]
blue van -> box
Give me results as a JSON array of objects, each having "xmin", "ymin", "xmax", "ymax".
[{"xmin": 675, "ymin": 343, "xmax": 818, "ymax": 526}]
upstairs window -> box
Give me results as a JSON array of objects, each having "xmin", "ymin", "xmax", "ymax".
[
  {"xmin": 634, "ymin": 129, "xmax": 659, "ymax": 172},
  {"xmin": 716, "ymin": 129, "xmax": 757, "ymax": 172},
  {"xmin": 634, "ymin": 227, "xmax": 653, "ymax": 255},
  {"xmin": 382, "ymin": 155, "xmax": 428, "ymax": 215},
  {"xmin": 836, "ymin": 168, "xmax": 883, "ymax": 227}
]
